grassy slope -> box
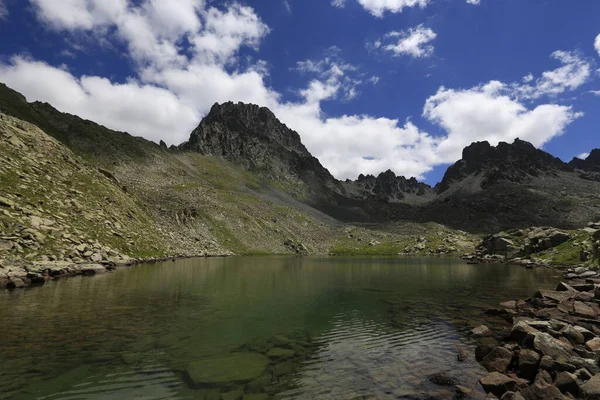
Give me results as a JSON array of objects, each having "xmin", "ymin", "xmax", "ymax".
[{"xmin": 0, "ymin": 114, "xmax": 168, "ymax": 260}]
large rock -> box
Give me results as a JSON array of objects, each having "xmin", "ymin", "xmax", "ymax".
[
  {"xmin": 480, "ymin": 372, "xmax": 519, "ymax": 398},
  {"xmin": 518, "ymin": 349, "xmax": 540, "ymax": 380},
  {"xmin": 472, "ymin": 325, "xmax": 493, "ymax": 338},
  {"xmin": 186, "ymin": 353, "xmax": 269, "ymax": 387},
  {"xmin": 581, "ymin": 374, "xmax": 600, "ymax": 399},
  {"xmin": 533, "ymin": 333, "xmax": 573, "ymax": 359},
  {"xmin": 511, "ymin": 321, "xmax": 540, "ymax": 342},
  {"xmin": 482, "ymin": 347, "xmax": 513, "ymax": 373},
  {"xmin": 562, "ymin": 325, "xmax": 585, "ymax": 345},
  {"xmin": 519, "ymin": 381, "xmax": 565, "ymax": 400},
  {"xmin": 554, "ymin": 371, "xmax": 579, "ymax": 397}
]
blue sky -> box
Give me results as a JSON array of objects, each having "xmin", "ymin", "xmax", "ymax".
[{"xmin": 0, "ymin": 0, "xmax": 598, "ymax": 184}]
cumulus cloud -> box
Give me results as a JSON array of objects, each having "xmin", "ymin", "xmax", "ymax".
[
  {"xmin": 423, "ymin": 81, "xmax": 582, "ymax": 163},
  {"xmin": 512, "ymin": 51, "xmax": 591, "ymax": 99},
  {"xmin": 375, "ymin": 25, "xmax": 437, "ymax": 58},
  {"xmin": 0, "ymin": 0, "xmax": 7, "ymax": 19},
  {"xmin": 595, "ymin": 34, "xmax": 600, "ymax": 56},
  {"xmin": 0, "ymin": 0, "xmax": 587, "ymax": 181},
  {"xmin": 354, "ymin": 0, "xmax": 430, "ymax": 17},
  {"xmin": 0, "ymin": 57, "xmax": 200, "ymax": 144}
]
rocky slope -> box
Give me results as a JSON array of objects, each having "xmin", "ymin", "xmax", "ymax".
[
  {"xmin": 472, "ymin": 281, "xmax": 600, "ymax": 399},
  {"xmin": 422, "ymin": 139, "xmax": 600, "ymax": 232},
  {"xmin": 1, "ymin": 81, "xmax": 599, "ymax": 273}
]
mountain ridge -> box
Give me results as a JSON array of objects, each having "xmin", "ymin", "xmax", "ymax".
[{"xmin": 1, "ymin": 82, "xmax": 599, "ymax": 233}]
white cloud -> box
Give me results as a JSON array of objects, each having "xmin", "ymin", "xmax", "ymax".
[
  {"xmin": 331, "ymin": 0, "xmax": 347, "ymax": 8},
  {"xmin": 595, "ymin": 34, "xmax": 600, "ymax": 56},
  {"xmin": 512, "ymin": 51, "xmax": 591, "ymax": 99},
  {"xmin": 355, "ymin": 0, "xmax": 430, "ymax": 17},
  {"xmin": 0, "ymin": 1, "xmax": 587, "ymax": 182},
  {"xmin": 0, "ymin": 56, "xmax": 199, "ymax": 144},
  {"xmin": 522, "ymin": 73, "xmax": 534, "ymax": 83},
  {"xmin": 0, "ymin": 0, "xmax": 8, "ymax": 19},
  {"xmin": 377, "ymin": 25, "xmax": 437, "ymax": 58},
  {"xmin": 577, "ymin": 152, "xmax": 590, "ymax": 160},
  {"xmin": 283, "ymin": 0, "xmax": 291, "ymax": 13},
  {"xmin": 423, "ymin": 81, "xmax": 582, "ymax": 163},
  {"xmin": 590, "ymin": 90, "xmax": 600, "ymax": 96},
  {"xmin": 466, "ymin": 0, "xmax": 480, "ymax": 4}
]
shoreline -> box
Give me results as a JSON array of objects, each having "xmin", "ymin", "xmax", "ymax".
[
  {"xmin": 472, "ymin": 273, "xmax": 600, "ymax": 399},
  {"xmin": 3, "ymin": 250, "xmax": 595, "ymax": 291},
  {"xmin": 0, "ymin": 252, "xmax": 232, "ymax": 290}
]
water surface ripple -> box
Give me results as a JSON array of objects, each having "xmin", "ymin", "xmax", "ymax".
[{"xmin": 0, "ymin": 257, "xmax": 559, "ymax": 399}]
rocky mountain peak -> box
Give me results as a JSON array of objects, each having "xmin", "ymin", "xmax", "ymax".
[
  {"xmin": 569, "ymin": 149, "xmax": 600, "ymax": 172},
  {"xmin": 437, "ymin": 138, "xmax": 571, "ymax": 193},
  {"xmin": 186, "ymin": 101, "xmax": 307, "ymax": 156},
  {"xmin": 181, "ymin": 101, "xmax": 340, "ymax": 197}
]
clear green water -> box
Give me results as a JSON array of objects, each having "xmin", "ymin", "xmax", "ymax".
[{"xmin": 0, "ymin": 257, "xmax": 559, "ymax": 400}]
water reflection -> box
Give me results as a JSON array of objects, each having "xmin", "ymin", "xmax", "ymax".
[{"xmin": 0, "ymin": 257, "xmax": 559, "ymax": 399}]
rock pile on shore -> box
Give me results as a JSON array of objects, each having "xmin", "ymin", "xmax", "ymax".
[{"xmin": 473, "ymin": 281, "xmax": 600, "ymax": 399}]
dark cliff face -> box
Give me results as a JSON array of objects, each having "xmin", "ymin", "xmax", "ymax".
[
  {"xmin": 436, "ymin": 139, "xmax": 572, "ymax": 193},
  {"xmin": 346, "ymin": 170, "xmax": 433, "ymax": 202},
  {"xmin": 181, "ymin": 101, "xmax": 342, "ymax": 195},
  {"xmin": 570, "ymin": 149, "xmax": 600, "ymax": 172}
]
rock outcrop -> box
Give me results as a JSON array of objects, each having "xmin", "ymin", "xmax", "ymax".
[
  {"xmin": 474, "ymin": 282, "xmax": 600, "ymax": 399},
  {"xmin": 437, "ymin": 139, "xmax": 571, "ymax": 193},
  {"xmin": 181, "ymin": 102, "xmax": 342, "ymax": 198}
]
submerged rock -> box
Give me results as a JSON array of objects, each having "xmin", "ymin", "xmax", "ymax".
[{"xmin": 186, "ymin": 352, "xmax": 269, "ymax": 387}]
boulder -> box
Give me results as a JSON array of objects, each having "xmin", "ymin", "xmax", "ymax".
[
  {"xmin": 501, "ymin": 392, "xmax": 525, "ymax": 400},
  {"xmin": 482, "ymin": 347, "xmax": 513, "ymax": 373},
  {"xmin": 554, "ymin": 371, "xmax": 579, "ymax": 396},
  {"xmin": 585, "ymin": 337, "xmax": 600, "ymax": 352},
  {"xmin": 472, "ymin": 325, "xmax": 493, "ymax": 338},
  {"xmin": 562, "ymin": 325, "xmax": 586, "ymax": 345},
  {"xmin": 186, "ymin": 353, "xmax": 269, "ymax": 387},
  {"xmin": 480, "ymin": 372, "xmax": 519, "ymax": 398},
  {"xmin": 517, "ymin": 349, "xmax": 540, "ymax": 380},
  {"xmin": 511, "ymin": 321, "xmax": 540, "ymax": 342},
  {"xmin": 581, "ymin": 374, "xmax": 600, "ymax": 400},
  {"xmin": 574, "ymin": 301, "xmax": 597, "ymax": 318},
  {"xmin": 519, "ymin": 381, "xmax": 566, "ymax": 400},
  {"xmin": 533, "ymin": 333, "xmax": 573, "ymax": 360}
]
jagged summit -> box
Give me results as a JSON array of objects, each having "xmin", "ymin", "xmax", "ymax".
[
  {"xmin": 436, "ymin": 138, "xmax": 571, "ymax": 193},
  {"xmin": 344, "ymin": 169, "xmax": 433, "ymax": 203},
  {"xmin": 570, "ymin": 149, "xmax": 600, "ymax": 172},
  {"xmin": 181, "ymin": 101, "xmax": 341, "ymax": 196}
]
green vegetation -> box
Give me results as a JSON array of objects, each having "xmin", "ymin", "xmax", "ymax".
[{"xmin": 534, "ymin": 230, "xmax": 596, "ymax": 266}]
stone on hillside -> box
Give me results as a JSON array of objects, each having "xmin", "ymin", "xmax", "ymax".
[
  {"xmin": 533, "ymin": 333, "xmax": 573, "ymax": 360},
  {"xmin": 554, "ymin": 371, "xmax": 579, "ymax": 396},
  {"xmin": 186, "ymin": 353, "xmax": 269, "ymax": 387},
  {"xmin": 561, "ymin": 325, "xmax": 585, "ymax": 345},
  {"xmin": 581, "ymin": 374, "xmax": 600, "ymax": 400},
  {"xmin": 90, "ymin": 253, "xmax": 103, "ymax": 263},
  {"xmin": 574, "ymin": 301, "xmax": 597, "ymax": 318},
  {"xmin": 569, "ymin": 357, "xmax": 600, "ymax": 374},
  {"xmin": 0, "ymin": 196, "xmax": 15, "ymax": 208},
  {"xmin": 519, "ymin": 381, "xmax": 566, "ymax": 400},
  {"xmin": 501, "ymin": 392, "xmax": 525, "ymax": 400},
  {"xmin": 480, "ymin": 372, "xmax": 519, "ymax": 398},
  {"xmin": 585, "ymin": 337, "xmax": 600, "ymax": 352},
  {"xmin": 511, "ymin": 321, "xmax": 540, "ymax": 342},
  {"xmin": 517, "ymin": 349, "xmax": 540, "ymax": 380},
  {"xmin": 482, "ymin": 347, "xmax": 513, "ymax": 373}
]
